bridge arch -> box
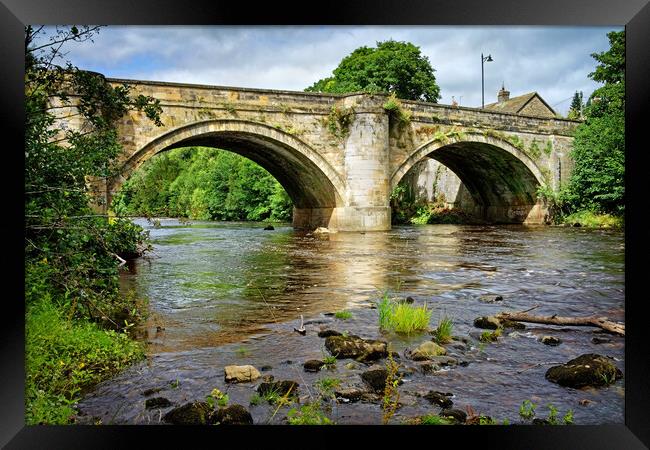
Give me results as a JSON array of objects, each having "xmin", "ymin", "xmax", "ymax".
[
  {"xmin": 391, "ymin": 133, "xmax": 547, "ymax": 223},
  {"xmin": 110, "ymin": 119, "xmax": 347, "ymax": 222}
]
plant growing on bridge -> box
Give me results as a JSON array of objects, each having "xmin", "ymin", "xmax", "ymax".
[
  {"xmin": 383, "ymin": 93, "xmax": 412, "ymax": 124},
  {"xmin": 325, "ymin": 105, "xmax": 355, "ymax": 139}
]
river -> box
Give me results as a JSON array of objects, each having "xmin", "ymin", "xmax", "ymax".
[{"xmin": 76, "ymin": 219, "xmax": 625, "ymax": 425}]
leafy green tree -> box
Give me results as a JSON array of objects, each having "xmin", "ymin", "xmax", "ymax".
[
  {"xmin": 25, "ymin": 25, "xmax": 162, "ymax": 423},
  {"xmin": 565, "ymin": 30, "xmax": 624, "ymax": 215},
  {"xmin": 567, "ymin": 91, "xmax": 583, "ymax": 119},
  {"xmin": 305, "ymin": 40, "xmax": 441, "ymax": 102}
]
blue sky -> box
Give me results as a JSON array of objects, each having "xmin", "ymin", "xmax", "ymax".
[{"xmin": 40, "ymin": 25, "xmax": 622, "ymax": 115}]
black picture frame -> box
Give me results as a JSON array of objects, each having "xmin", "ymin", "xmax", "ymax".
[{"xmin": 3, "ymin": 1, "xmax": 648, "ymax": 448}]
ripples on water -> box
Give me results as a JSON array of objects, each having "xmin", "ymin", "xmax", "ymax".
[{"xmin": 78, "ymin": 219, "xmax": 624, "ymax": 425}]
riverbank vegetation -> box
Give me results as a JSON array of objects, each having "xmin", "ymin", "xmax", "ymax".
[
  {"xmin": 25, "ymin": 25, "xmax": 161, "ymax": 424},
  {"xmin": 538, "ymin": 30, "xmax": 624, "ymax": 228},
  {"xmin": 111, "ymin": 147, "xmax": 293, "ymax": 223}
]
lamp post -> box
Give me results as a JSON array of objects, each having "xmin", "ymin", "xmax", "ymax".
[{"xmin": 481, "ymin": 53, "xmax": 493, "ymax": 108}]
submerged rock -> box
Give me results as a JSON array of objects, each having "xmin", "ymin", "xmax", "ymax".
[
  {"xmin": 334, "ymin": 387, "xmax": 366, "ymax": 402},
  {"xmin": 440, "ymin": 408, "xmax": 467, "ymax": 424},
  {"xmin": 141, "ymin": 387, "xmax": 164, "ymax": 396},
  {"xmin": 545, "ymin": 353, "xmax": 623, "ymax": 388},
  {"xmin": 324, "ymin": 335, "xmax": 388, "ymax": 362},
  {"xmin": 423, "ymin": 391, "xmax": 453, "ymax": 408},
  {"xmin": 257, "ymin": 380, "xmax": 299, "ymax": 398},
  {"xmin": 473, "ymin": 316, "xmax": 525, "ymax": 330},
  {"xmin": 303, "ymin": 359, "xmax": 324, "ymax": 372},
  {"xmin": 163, "ymin": 402, "xmax": 214, "ymax": 425},
  {"xmin": 145, "ymin": 397, "xmax": 172, "ymax": 409},
  {"xmin": 361, "ymin": 368, "xmax": 389, "ymax": 393},
  {"xmin": 540, "ymin": 336, "xmax": 562, "ymax": 346},
  {"xmin": 408, "ymin": 341, "xmax": 447, "ymax": 361},
  {"xmin": 317, "ymin": 329, "xmax": 342, "ymax": 338},
  {"xmin": 214, "ymin": 404, "xmax": 253, "ymax": 425},
  {"xmin": 479, "ymin": 294, "xmax": 503, "ymax": 303},
  {"xmin": 263, "ymin": 225, "xmax": 275, "ymax": 230},
  {"xmin": 592, "ymin": 337, "xmax": 611, "ymax": 345},
  {"xmin": 224, "ymin": 365, "xmax": 261, "ymax": 383}
]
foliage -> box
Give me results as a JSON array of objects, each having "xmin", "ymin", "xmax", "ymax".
[
  {"xmin": 519, "ymin": 400, "xmax": 574, "ymax": 425},
  {"xmin": 325, "ymin": 105, "xmax": 355, "ymax": 139},
  {"xmin": 24, "ymin": 25, "xmax": 161, "ymax": 424},
  {"xmin": 334, "ymin": 310, "xmax": 352, "ymax": 320},
  {"xmin": 479, "ymin": 328, "xmax": 502, "ymax": 343},
  {"xmin": 378, "ymin": 292, "xmax": 431, "ymax": 334},
  {"xmin": 26, "ymin": 298, "xmax": 144, "ymax": 424},
  {"xmin": 562, "ymin": 210, "xmax": 623, "ymax": 228},
  {"xmin": 249, "ymin": 393, "xmax": 262, "ymax": 406},
  {"xmin": 564, "ymin": 30, "xmax": 624, "ymax": 216},
  {"xmin": 432, "ymin": 315, "xmax": 454, "ymax": 344},
  {"xmin": 382, "ymin": 348, "xmax": 401, "ymax": 425},
  {"xmin": 206, "ymin": 388, "xmax": 229, "ymax": 409},
  {"xmin": 287, "ymin": 402, "xmax": 332, "ymax": 425},
  {"xmin": 113, "ymin": 147, "xmax": 293, "ymax": 222},
  {"xmin": 305, "ymin": 39, "xmax": 441, "ymax": 102},
  {"xmin": 418, "ymin": 414, "xmax": 452, "ymax": 425},
  {"xmin": 383, "ymin": 93, "xmax": 412, "ymax": 124},
  {"xmin": 567, "ymin": 91, "xmax": 584, "ymax": 120},
  {"xmin": 315, "ymin": 377, "xmax": 341, "ymax": 399}
]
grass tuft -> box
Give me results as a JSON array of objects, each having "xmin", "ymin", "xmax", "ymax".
[
  {"xmin": 378, "ymin": 292, "xmax": 431, "ymax": 334},
  {"xmin": 432, "ymin": 315, "xmax": 454, "ymax": 344},
  {"xmin": 334, "ymin": 310, "xmax": 352, "ymax": 320}
]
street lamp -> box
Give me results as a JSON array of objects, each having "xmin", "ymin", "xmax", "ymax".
[{"xmin": 481, "ymin": 53, "xmax": 493, "ymax": 108}]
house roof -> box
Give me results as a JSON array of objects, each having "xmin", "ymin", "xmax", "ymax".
[{"xmin": 484, "ymin": 92, "xmax": 557, "ymax": 116}]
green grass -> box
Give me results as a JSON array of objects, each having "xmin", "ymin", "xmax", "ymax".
[
  {"xmin": 315, "ymin": 377, "xmax": 341, "ymax": 399},
  {"xmin": 562, "ymin": 210, "xmax": 623, "ymax": 228},
  {"xmin": 334, "ymin": 310, "xmax": 352, "ymax": 320},
  {"xmin": 419, "ymin": 414, "xmax": 452, "ymax": 425},
  {"xmin": 287, "ymin": 402, "xmax": 332, "ymax": 425},
  {"xmin": 479, "ymin": 328, "xmax": 502, "ymax": 343},
  {"xmin": 26, "ymin": 299, "xmax": 144, "ymax": 424},
  {"xmin": 432, "ymin": 316, "xmax": 454, "ymax": 344},
  {"xmin": 322, "ymin": 353, "xmax": 337, "ymax": 369},
  {"xmin": 378, "ymin": 292, "xmax": 431, "ymax": 334},
  {"xmin": 249, "ymin": 393, "xmax": 262, "ymax": 406}
]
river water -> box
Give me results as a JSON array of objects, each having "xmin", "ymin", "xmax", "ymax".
[{"xmin": 77, "ymin": 219, "xmax": 625, "ymax": 425}]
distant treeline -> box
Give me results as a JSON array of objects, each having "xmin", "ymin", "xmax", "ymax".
[{"xmin": 112, "ymin": 147, "xmax": 293, "ymax": 222}]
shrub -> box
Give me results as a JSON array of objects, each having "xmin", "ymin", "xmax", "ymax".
[{"xmin": 432, "ymin": 316, "xmax": 454, "ymax": 344}]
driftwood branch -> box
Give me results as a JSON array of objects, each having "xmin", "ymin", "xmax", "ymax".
[{"xmin": 495, "ymin": 310, "xmax": 624, "ymax": 336}]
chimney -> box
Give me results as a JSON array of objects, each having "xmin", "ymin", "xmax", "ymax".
[{"xmin": 498, "ymin": 84, "xmax": 510, "ymax": 103}]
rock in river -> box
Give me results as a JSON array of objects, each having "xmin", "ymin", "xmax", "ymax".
[
  {"xmin": 408, "ymin": 341, "xmax": 447, "ymax": 361},
  {"xmin": 540, "ymin": 335, "xmax": 562, "ymax": 346},
  {"xmin": 423, "ymin": 391, "xmax": 453, "ymax": 408},
  {"xmin": 145, "ymin": 397, "xmax": 172, "ymax": 409},
  {"xmin": 317, "ymin": 329, "xmax": 342, "ymax": 338},
  {"xmin": 361, "ymin": 368, "xmax": 392, "ymax": 393},
  {"xmin": 257, "ymin": 380, "xmax": 299, "ymax": 398},
  {"xmin": 545, "ymin": 353, "xmax": 623, "ymax": 388},
  {"xmin": 163, "ymin": 402, "xmax": 214, "ymax": 425},
  {"xmin": 224, "ymin": 365, "xmax": 261, "ymax": 383},
  {"xmin": 214, "ymin": 404, "xmax": 253, "ymax": 425},
  {"xmin": 303, "ymin": 359, "xmax": 324, "ymax": 372},
  {"xmin": 325, "ymin": 335, "xmax": 388, "ymax": 362},
  {"xmin": 479, "ymin": 294, "xmax": 503, "ymax": 303},
  {"xmin": 474, "ymin": 316, "xmax": 525, "ymax": 330}
]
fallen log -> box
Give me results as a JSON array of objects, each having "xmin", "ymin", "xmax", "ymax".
[{"xmin": 495, "ymin": 309, "xmax": 624, "ymax": 336}]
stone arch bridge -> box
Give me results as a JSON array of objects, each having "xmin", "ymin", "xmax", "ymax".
[{"xmin": 67, "ymin": 78, "xmax": 579, "ymax": 231}]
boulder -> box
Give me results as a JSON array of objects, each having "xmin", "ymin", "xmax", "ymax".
[
  {"xmin": 474, "ymin": 316, "xmax": 525, "ymax": 330},
  {"xmin": 418, "ymin": 362, "xmax": 440, "ymax": 374},
  {"xmin": 540, "ymin": 336, "xmax": 562, "ymax": 346},
  {"xmin": 263, "ymin": 225, "xmax": 274, "ymax": 230},
  {"xmin": 141, "ymin": 387, "xmax": 164, "ymax": 396},
  {"xmin": 313, "ymin": 227, "xmax": 330, "ymax": 234},
  {"xmin": 545, "ymin": 353, "xmax": 623, "ymax": 388},
  {"xmin": 303, "ymin": 359, "xmax": 324, "ymax": 372},
  {"xmin": 163, "ymin": 402, "xmax": 214, "ymax": 425},
  {"xmin": 145, "ymin": 397, "xmax": 172, "ymax": 409},
  {"xmin": 423, "ymin": 391, "xmax": 453, "ymax": 408},
  {"xmin": 224, "ymin": 365, "xmax": 261, "ymax": 383},
  {"xmin": 324, "ymin": 335, "xmax": 388, "ymax": 362},
  {"xmin": 409, "ymin": 341, "xmax": 447, "ymax": 360},
  {"xmin": 214, "ymin": 404, "xmax": 253, "ymax": 425},
  {"xmin": 428, "ymin": 356, "xmax": 458, "ymax": 366}
]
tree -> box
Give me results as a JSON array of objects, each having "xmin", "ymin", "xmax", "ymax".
[
  {"xmin": 305, "ymin": 40, "xmax": 441, "ymax": 102},
  {"xmin": 24, "ymin": 25, "xmax": 163, "ymax": 424},
  {"xmin": 565, "ymin": 30, "xmax": 624, "ymax": 215},
  {"xmin": 567, "ymin": 91, "xmax": 583, "ymax": 119}
]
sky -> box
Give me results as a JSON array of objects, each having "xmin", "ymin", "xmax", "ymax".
[{"xmin": 41, "ymin": 25, "xmax": 622, "ymax": 116}]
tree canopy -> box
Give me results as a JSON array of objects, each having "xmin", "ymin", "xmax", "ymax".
[
  {"xmin": 564, "ymin": 30, "xmax": 624, "ymax": 215},
  {"xmin": 305, "ymin": 40, "xmax": 441, "ymax": 102}
]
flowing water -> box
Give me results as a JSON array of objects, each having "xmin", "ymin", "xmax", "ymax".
[{"xmin": 77, "ymin": 219, "xmax": 625, "ymax": 425}]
